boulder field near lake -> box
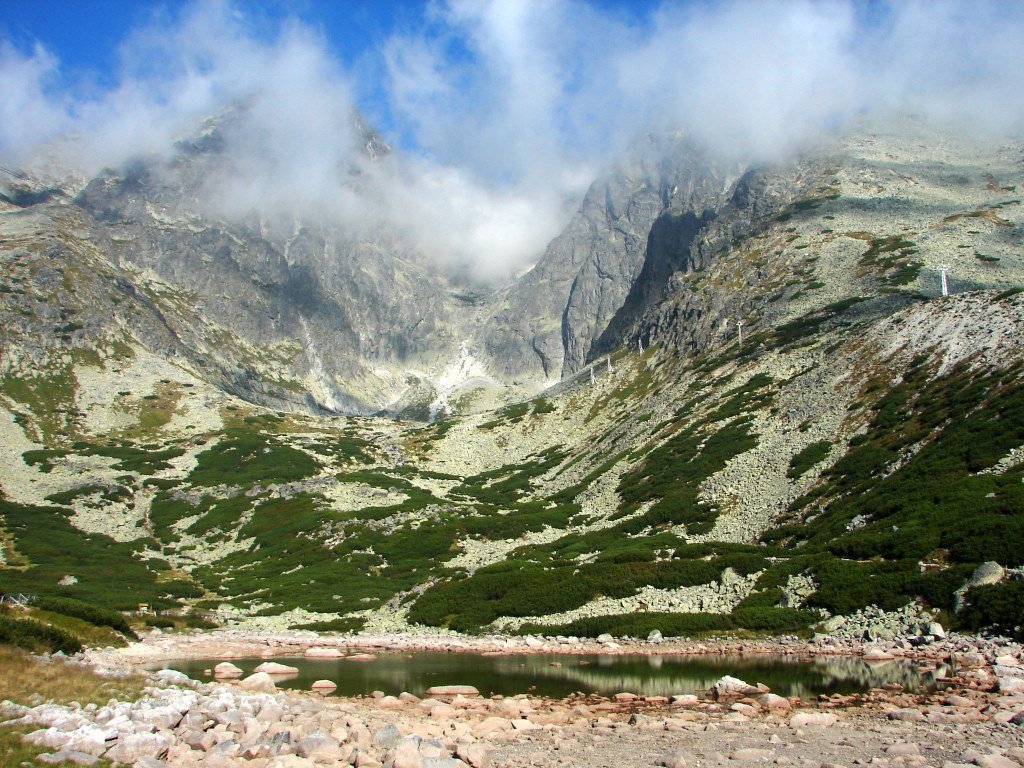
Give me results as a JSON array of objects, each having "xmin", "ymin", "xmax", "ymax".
[{"xmin": 2, "ymin": 114, "xmax": 1024, "ymax": 766}]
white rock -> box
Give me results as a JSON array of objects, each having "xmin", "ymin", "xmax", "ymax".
[
  {"xmin": 759, "ymin": 694, "xmax": 791, "ymax": 710},
  {"xmin": 789, "ymin": 712, "xmax": 837, "ymax": 728},
  {"xmin": 213, "ymin": 662, "xmax": 244, "ymax": 679},
  {"xmin": 152, "ymin": 669, "xmax": 191, "ymax": 686},
  {"xmin": 709, "ymin": 676, "xmax": 761, "ymax": 698},
  {"xmin": 304, "ymin": 646, "xmax": 343, "ymax": 658},
  {"xmin": 104, "ymin": 733, "xmax": 171, "ymax": 763},
  {"xmin": 997, "ymin": 677, "xmax": 1024, "ymax": 693},
  {"xmin": 239, "ymin": 672, "xmax": 278, "ymax": 693},
  {"xmin": 670, "ymin": 695, "xmax": 700, "ymax": 707}
]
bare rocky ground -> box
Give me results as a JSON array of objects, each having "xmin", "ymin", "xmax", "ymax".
[{"xmin": 4, "ymin": 630, "xmax": 1021, "ymax": 768}]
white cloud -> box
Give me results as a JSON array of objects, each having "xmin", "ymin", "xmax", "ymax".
[{"xmin": 1, "ymin": 0, "xmax": 1023, "ymax": 279}]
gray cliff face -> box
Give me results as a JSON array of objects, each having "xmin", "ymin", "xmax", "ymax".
[
  {"xmin": 591, "ymin": 163, "xmax": 811, "ymax": 358},
  {"xmin": 1, "ymin": 113, "xmax": 836, "ymax": 417},
  {"xmin": 66, "ymin": 115, "xmax": 477, "ymax": 414},
  {"xmin": 477, "ymin": 135, "xmax": 751, "ymax": 381}
]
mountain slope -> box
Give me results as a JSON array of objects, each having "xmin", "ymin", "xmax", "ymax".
[{"xmin": 1, "ymin": 120, "xmax": 1023, "ymax": 638}]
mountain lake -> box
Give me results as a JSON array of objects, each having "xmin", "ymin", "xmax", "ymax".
[{"xmin": 153, "ymin": 652, "xmax": 945, "ymax": 699}]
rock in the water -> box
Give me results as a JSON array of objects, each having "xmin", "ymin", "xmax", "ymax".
[
  {"xmin": 863, "ymin": 648, "xmax": 896, "ymax": 661},
  {"xmin": 709, "ymin": 675, "xmax": 761, "ymax": 698},
  {"xmin": 305, "ymin": 646, "xmax": 343, "ymax": 658},
  {"xmin": 254, "ymin": 662, "xmax": 300, "ymax": 675},
  {"xmin": 311, "ymin": 679, "xmax": 337, "ymax": 693},
  {"xmin": 213, "ymin": 662, "xmax": 244, "ymax": 679}
]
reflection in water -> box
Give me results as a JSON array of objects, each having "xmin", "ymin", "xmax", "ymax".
[{"xmin": 158, "ymin": 652, "xmax": 942, "ymax": 700}]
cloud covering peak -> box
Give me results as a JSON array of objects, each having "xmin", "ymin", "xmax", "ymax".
[{"xmin": 2, "ymin": 0, "xmax": 1023, "ymax": 278}]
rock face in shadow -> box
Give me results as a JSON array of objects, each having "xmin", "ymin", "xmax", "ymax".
[
  {"xmin": 477, "ymin": 134, "xmax": 749, "ymax": 381},
  {"xmin": 591, "ymin": 163, "xmax": 808, "ymax": 360}
]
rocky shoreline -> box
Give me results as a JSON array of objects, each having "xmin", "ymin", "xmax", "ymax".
[{"xmin": 1, "ymin": 629, "xmax": 1022, "ymax": 767}]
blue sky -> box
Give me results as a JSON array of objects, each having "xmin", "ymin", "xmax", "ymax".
[
  {"xmin": 0, "ymin": 0, "xmax": 674, "ymax": 144},
  {"xmin": 1, "ymin": 2, "xmax": 425, "ymax": 76}
]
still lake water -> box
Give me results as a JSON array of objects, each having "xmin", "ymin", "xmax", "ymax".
[{"xmin": 157, "ymin": 652, "xmax": 943, "ymax": 700}]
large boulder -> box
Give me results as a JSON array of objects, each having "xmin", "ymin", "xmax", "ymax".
[
  {"xmin": 254, "ymin": 662, "xmax": 300, "ymax": 675},
  {"xmin": 969, "ymin": 562, "xmax": 1005, "ymax": 587},
  {"xmin": 104, "ymin": 733, "xmax": 171, "ymax": 763},
  {"xmin": 239, "ymin": 672, "xmax": 278, "ymax": 693},
  {"xmin": 213, "ymin": 662, "xmax": 244, "ymax": 679},
  {"xmin": 296, "ymin": 733, "xmax": 345, "ymax": 762},
  {"xmin": 152, "ymin": 669, "xmax": 192, "ymax": 686},
  {"xmin": 709, "ymin": 676, "xmax": 761, "ymax": 699},
  {"xmin": 304, "ymin": 647, "xmax": 343, "ymax": 658}
]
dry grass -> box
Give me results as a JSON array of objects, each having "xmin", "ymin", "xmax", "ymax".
[
  {"xmin": 0, "ymin": 646, "xmax": 143, "ymax": 707},
  {"xmin": 0, "ymin": 647, "xmax": 138, "ymax": 767}
]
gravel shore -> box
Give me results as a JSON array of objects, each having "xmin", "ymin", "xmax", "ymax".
[{"xmin": 3, "ymin": 630, "xmax": 1020, "ymax": 768}]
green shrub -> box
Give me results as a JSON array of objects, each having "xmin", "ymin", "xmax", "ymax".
[
  {"xmin": 0, "ymin": 500, "xmax": 202, "ymax": 611},
  {"xmin": 958, "ymin": 582, "xmax": 1024, "ymax": 638},
  {"xmin": 33, "ymin": 597, "xmax": 137, "ymax": 638},
  {"xmin": 521, "ymin": 612, "xmax": 735, "ymax": 638},
  {"xmin": 787, "ymin": 441, "xmax": 833, "ymax": 479},
  {"xmin": 732, "ymin": 607, "xmax": 817, "ymax": 631},
  {"xmin": 144, "ymin": 617, "xmax": 176, "ymax": 629},
  {"xmin": 292, "ymin": 617, "xmax": 366, "ymax": 632},
  {"xmin": 0, "ymin": 616, "xmax": 82, "ymax": 654},
  {"xmin": 188, "ymin": 431, "xmax": 318, "ymax": 487}
]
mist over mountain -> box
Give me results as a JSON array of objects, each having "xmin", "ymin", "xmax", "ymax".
[{"xmin": 3, "ymin": 0, "xmax": 1024, "ymax": 280}]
